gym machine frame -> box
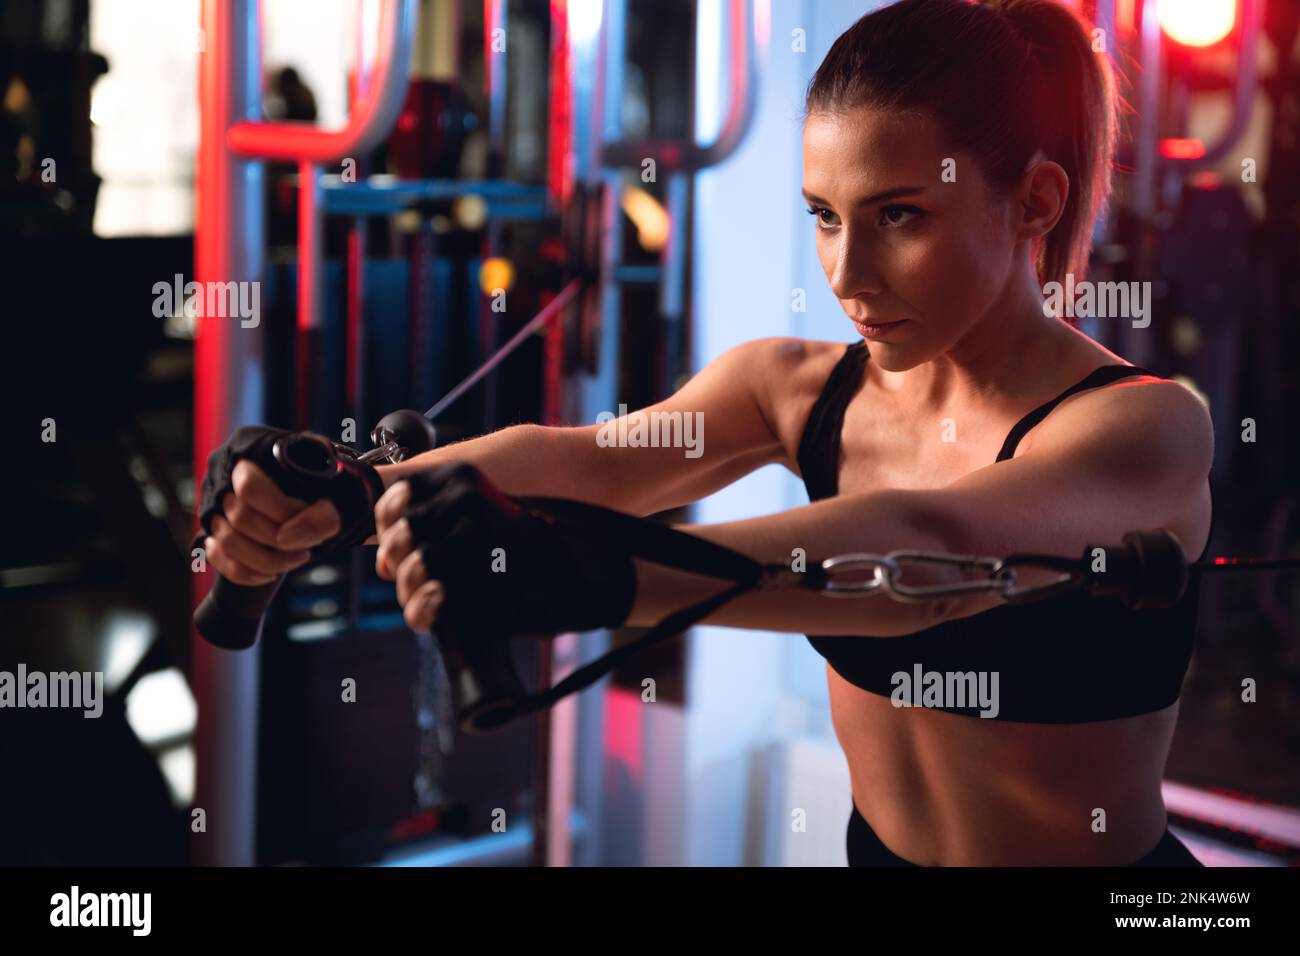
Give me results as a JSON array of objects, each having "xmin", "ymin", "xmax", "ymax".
[{"xmin": 194, "ymin": 0, "xmax": 761, "ymax": 867}]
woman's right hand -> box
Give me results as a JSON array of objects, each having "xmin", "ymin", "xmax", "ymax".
[
  {"xmin": 194, "ymin": 424, "xmax": 370, "ymax": 586},
  {"xmin": 204, "ymin": 459, "xmax": 344, "ymax": 585}
]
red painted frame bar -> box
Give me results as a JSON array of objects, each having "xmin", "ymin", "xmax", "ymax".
[{"xmin": 193, "ymin": 0, "xmax": 416, "ymax": 865}]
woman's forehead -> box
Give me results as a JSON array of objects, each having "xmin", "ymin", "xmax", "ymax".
[{"xmin": 803, "ymin": 109, "xmax": 950, "ymax": 196}]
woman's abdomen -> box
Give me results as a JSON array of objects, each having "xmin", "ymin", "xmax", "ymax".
[{"xmin": 827, "ymin": 664, "xmax": 1178, "ymax": 865}]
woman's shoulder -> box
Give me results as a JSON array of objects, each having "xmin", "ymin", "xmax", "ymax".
[
  {"xmin": 738, "ymin": 335, "xmax": 855, "ymax": 386},
  {"xmin": 720, "ymin": 337, "xmax": 859, "ymax": 471},
  {"xmin": 1031, "ymin": 357, "xmax": 1214, "ymax": 470},
  {"xmin": 1031, "ymin": 333, "xmax": 1209, "ymax": 429},
  {"xmin": 701, "ymin": 336, "xmax": 855, "ymax": 408},
  {"xmin": 722, "ymin": 334, "xmax": 849, "ymax": 359}
]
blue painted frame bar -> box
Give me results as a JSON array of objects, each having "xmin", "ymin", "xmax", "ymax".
[{"xmin": 320, "ymin": 176, "xmax": 551, "ymax": 219}]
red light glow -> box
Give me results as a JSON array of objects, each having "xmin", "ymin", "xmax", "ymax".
[{"xmin": 1160, "ymin": 137, "xmax": 1207, "ymax": 160}]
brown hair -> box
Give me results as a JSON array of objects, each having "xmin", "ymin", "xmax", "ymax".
[{"xmin": 803, "ymin": 0, "xmax": 1117, "ymax": 289}]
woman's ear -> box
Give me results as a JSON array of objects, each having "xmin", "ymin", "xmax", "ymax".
[{"xmin": 1016, "ymin": 157, "xmax": 1069, "ymax": 243}]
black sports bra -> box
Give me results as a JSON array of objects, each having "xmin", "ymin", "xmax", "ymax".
[{"xmin": 797, "ymin": 340, "xmax": 1213, "ymax": 724}]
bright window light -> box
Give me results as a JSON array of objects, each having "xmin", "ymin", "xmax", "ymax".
[
  {"xmin": 568, "ymin": 0, "xmax": 604, "ymax": 48},
  {"xmin": 125, "ymin": 667, "xmax": 198, "ymax": 747}
]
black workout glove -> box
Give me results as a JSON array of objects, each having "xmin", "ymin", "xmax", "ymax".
[
  {"xmin": 194, "ymin": 425, "xmax": 385, "ymax": 561},
  {"xmin": 402, "ymin": 463, "xmax": 638, "ymax": 637}
]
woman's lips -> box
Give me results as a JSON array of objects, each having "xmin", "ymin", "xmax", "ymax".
[{"xmin": 853, "ymin": 319, "xmax": 904, "ymax": 338}]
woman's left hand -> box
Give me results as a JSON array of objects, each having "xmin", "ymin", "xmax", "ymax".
[
  {"xmin": 373, "ymin": 472, "xmax": 447, "ymax": 632},
  {"xmin": 373, "ymin": 463, "xmax": 637, "ymax": 636}
]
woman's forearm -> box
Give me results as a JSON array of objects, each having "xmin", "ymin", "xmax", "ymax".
[
  {"xmin": 377, "ymin": 423, "xmax": 613, "ymax": 503},
  {"xmin": 624, "ymin": 489, "xmax": 972, "ymax": 637},
  {"xmin": 372, "ymin": 434, "xmax": 975, "ymax": 636},
  {"xmin": 366, "ymin": 424, "xmax": 608, "ymax": 547},
  {"xmin": 373, "ymin": 431, "xmax": 973, "ymax": 637}
]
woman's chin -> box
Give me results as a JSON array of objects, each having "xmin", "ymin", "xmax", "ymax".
[{"xmin": 866, "ymin": 345, "xmax": 924, "ymax": 373}]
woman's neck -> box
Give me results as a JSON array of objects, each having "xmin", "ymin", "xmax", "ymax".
[{"xmin": 906, "ymin": 269, "xmax": 1092, "ymax": 410}]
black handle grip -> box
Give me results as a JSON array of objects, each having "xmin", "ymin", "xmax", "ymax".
[
  {"xmin": 193, "ymin": 434, "xmax": 330, "ymax": 649},
  {"xmin": 192, "ymin": 433, "xmax": 351, "ymax": 650},
  {"xmin": 432, "ymin": 618, "xmax": 531, "ymax": 734},
  {"xmin": 194, "ymin": 574, "xmax": 285, "ymax": 650},
  {"xmin": 1084, "ymin": 530, "xmax": 1189, "ymax": 610}
]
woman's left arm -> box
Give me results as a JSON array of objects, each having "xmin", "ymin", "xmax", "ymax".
[{"xmin": 629, "ymin": 378, "xmax": 1214, "ymax": 636}]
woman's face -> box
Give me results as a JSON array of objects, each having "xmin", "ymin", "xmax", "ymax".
[{"xmin": 802, "ymin": 106, "xmax": 1024, "ymax": 372}]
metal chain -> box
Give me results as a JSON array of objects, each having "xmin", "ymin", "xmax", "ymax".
[{"xmin": 813, "ymin": 549, "xmax": 1080, "ymax": 605}]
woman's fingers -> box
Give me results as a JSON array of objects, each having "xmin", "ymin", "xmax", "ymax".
[
  {"xmin": 230, "ymin": 459, "xmax": 306, "ymax": 522},
  {"xmin": 210, "ymin": 514, "xmax": 311, "ymax": 579},
  {"xmin": 377, "ymin": 508, "xmax": 443, "ymax": 631},
  {"xmin": 226, "ymin": 459, "xmax": 340, "ymax": 551},
  {"xmin": 374, "ymin": 474, "xmax": 451, "ymax": 630},
  {"xmin": 374, "ymin": 480, "xmax": 411, "ymax": 536},
  {"xmin": 376, "ymin": 517, "xmax": 414, "ymax": 581},
  {"xmin": 205, "ymin": 534, "xmax": 279, "ymax": 586},
  {"xmin": 403, "ymin": 579, "xmax": 444, "ymax": 632},
  {"xmin": 276, "ymin": 498, "xmax": 342, "ymax": 551},
  {"xmin": 395, "ymin": 546, "xmax": 430, "ymax": 606},
  {"xmin": 208, "ymin": 461, "xmax": 313, "ymax": 585},
  {"xmin": 220, "ymin": 492, "xmax": 281, "ymax": 548}
]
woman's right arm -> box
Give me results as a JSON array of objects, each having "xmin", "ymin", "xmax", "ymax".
[
  {"xmin": 212, "ymin": 337, "xmax": 794, "ymax": 579},
  {"xmin": 377, "ymin": 336, "xmax": 792, "ymax": 518}
]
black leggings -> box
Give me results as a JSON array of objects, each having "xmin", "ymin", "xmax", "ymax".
[{"xmin": 846, "ymin": 802, "xmax": 1204, "ymax": 867}]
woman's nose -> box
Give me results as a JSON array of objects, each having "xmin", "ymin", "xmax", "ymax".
[{"xmin": 828, "ymin": 230, "xmax": 884, "ymax": 300}]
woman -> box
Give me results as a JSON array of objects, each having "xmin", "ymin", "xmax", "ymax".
[{"xmin": 201, "ymin": 0, "xmax": 1213, "ymax": 866}]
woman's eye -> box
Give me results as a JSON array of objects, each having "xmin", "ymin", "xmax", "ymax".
[
  {"xmin": 806, "ymin": 206, "xmax": 837, "ymax": 229},
  {"xmin": 880, "ymin": 205, "xmax": 921, "ymax": 227}
]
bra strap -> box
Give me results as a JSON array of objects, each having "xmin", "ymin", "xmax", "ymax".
[
  {"xmin": 995, "ymin": 365, "xmax": 1158, "ymax": 462},
  {"xmin": 796, "ymin": 341, "xmax": 870, "ymax": 500}
]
